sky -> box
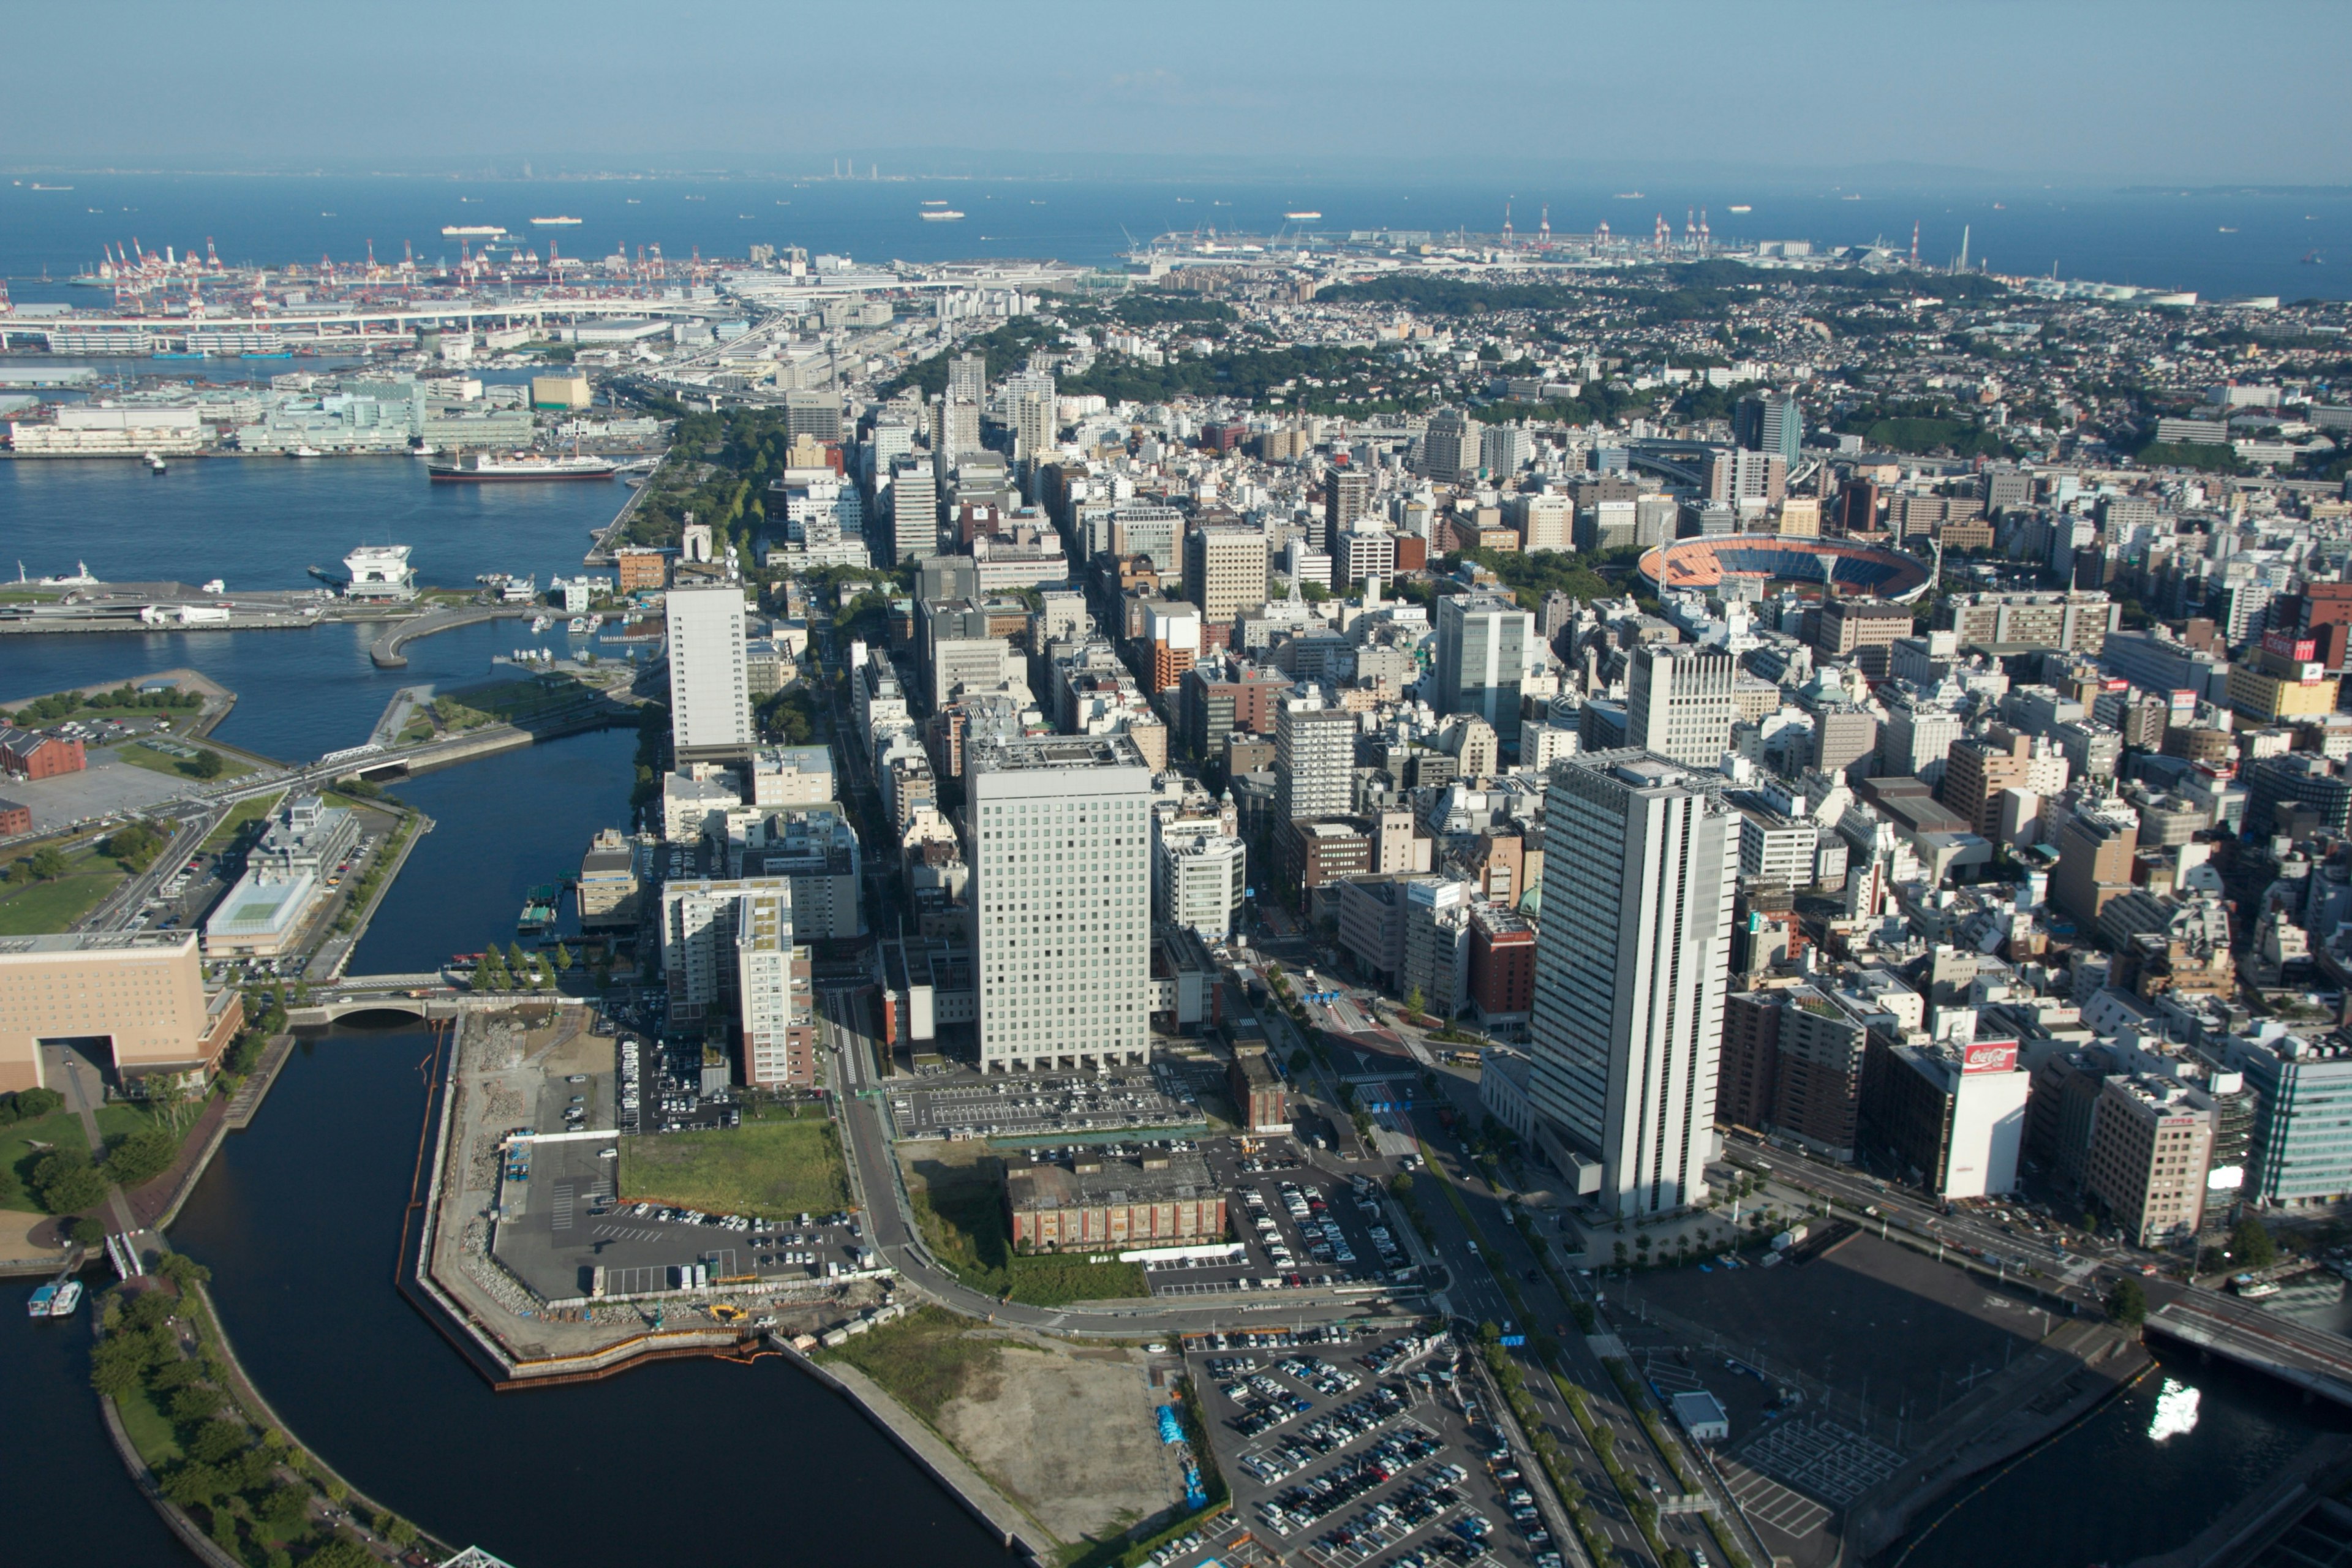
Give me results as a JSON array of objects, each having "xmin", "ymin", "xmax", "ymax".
[{"xmin": 6, "ymin": 0, "xmax": 2349, "ymax": 186}]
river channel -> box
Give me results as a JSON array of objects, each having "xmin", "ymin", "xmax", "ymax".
[{"xmin": 2, "ymin": 454, "xmax": 2350, "ymax": 1565}]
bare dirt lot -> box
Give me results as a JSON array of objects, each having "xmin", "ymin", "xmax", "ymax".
[{"xmin": 932, "ymin": 1336, "xmax": 1183, "ymax": 1548}]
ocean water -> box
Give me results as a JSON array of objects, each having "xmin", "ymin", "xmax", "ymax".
[{"xmin": 3, "ymin": 172, "xmax": 2348, "ymax": 306}]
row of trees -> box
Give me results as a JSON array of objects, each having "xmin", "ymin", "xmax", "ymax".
[
  {"xmin": 3, "ymin": 682, "xmax": 202, "ymax": 726},
  {"xmin": 93, "ymin": 1259, "xmax": 410, "ymax": 1567},
  {"xmin": 473, "ymin": 941, "xmax": 570, "ymax": 992}
]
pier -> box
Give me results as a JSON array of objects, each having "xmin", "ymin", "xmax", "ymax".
[{"xmin": 369, "ymin": 605, "xmax": 540, "ymax": 668}]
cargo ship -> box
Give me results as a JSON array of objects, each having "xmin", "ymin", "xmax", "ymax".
[
  {"xmin": 530, "ymin": 216, "xmax": 582, "ymax": 227},
  {"xmin": 428, "ymin": 451, "xmax": 616, "ymax": 482},
  {"xmin": 441, "ymin": 224, "xmax": 507, "ymax": 238}
]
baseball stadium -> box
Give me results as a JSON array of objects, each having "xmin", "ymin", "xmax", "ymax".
[{"xmin": 1637, "ymin": 534, "xmax": 1936, "ymax": 603}]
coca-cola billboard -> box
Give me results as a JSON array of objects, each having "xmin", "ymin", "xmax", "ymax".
[{"xmin": 1961, "ymin": 1038, "xmax": 2019, "ymax": 1074}]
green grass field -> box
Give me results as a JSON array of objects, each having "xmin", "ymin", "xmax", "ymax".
[
  {"xmin": 0, "ymin": 846, "xmax": 125, "ymax": 937},
  {"xmin": 0, "ymin": 1104, "xmax": 156, "ymax": 1211},
  {"xmin": 910, "ymin": 1156, "xmax": 1150, "ymax": 1308},
  {"xmin": 201, "ymin": 791, "xmax": 284, "ymax": 852},
  {"xmin": 616, "ymin": 1107, "xmax": 851, "ymax": 1217},
  {"xmin": 113, "ymin": 1385, "xmax": 184, "ymax": 1467},
  {"xmin": 815, "ymin": 1305, "xmax": 1003, "ymax": 1423},
  {"xmin": 111, "ymin": 740, "xmax": 252, "ymax": 781}
]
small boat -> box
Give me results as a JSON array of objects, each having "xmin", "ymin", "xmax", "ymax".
[
  {"xmin": 566, "ymin": 617, "xmax": 587, "ymax": 635},
  {"xmin": 27, "ymin": 1283, "xmax": 56, "ymax": 1317},
  {"xmin": 518, "ymin": 883, "xmax": 560, "ymax": 933},
  {"xmin": 529, "ymin": 615, "xmax": 550, "ymax": 633},
  {"xmin": 288, "ymin": 445, "xmax": 323, "ymax": 459},
  {"xmin": 2305, "ymin": 251, "xmax": 2326, "ymax": 265},
  {"xmin": 2217, "ymin": 225, "xmax": 2237, "ymax": 233},
  {"xmin": 146, "ymin": 451, "xmax": 167, "ymax": 474},
  {"xmin": 1727, "ymin": 204, "xmax": 1752, "ymax": 214},
  {"xmin": 48, "ymin": 1280, "xmax": 81, "ymax": 1316}
]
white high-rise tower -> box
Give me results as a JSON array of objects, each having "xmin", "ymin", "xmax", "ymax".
[
  {"xmin": 1529, "ymin": 751, "xmax": 1738, "ymax": 1218},
  {"xmin": 665, "ymin": 584, "xmax": 752, "ymax": 763},
  {"xmin": 970, "ymin": 735, "xmax": 1155, "ymax": 1074}
]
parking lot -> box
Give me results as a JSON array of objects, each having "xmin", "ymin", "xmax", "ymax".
[
  {"xmin": 490, "ymin": 1130, "xmax": 875, "ymax": 1303},
  {"xmin": 888, "ymin": 1065, "xmax": 1206, "ymax": 1142},
  {"xmin": 1188, "ymin": 1327, "xmax": 1564, "ymax": 1568}
]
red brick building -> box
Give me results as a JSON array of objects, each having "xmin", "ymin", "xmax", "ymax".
[
  {"xmin": 1005, "ymin": 1152, "xmax": 1226, "ymax": 1251},
  {"xmin": 0, "ymin": 799, "xmax": 28, "ymax": 837},
  {"xmin": 0, "ymin": 728, "xmax": 85, "ymax": 781},
  {"xmin": 1468, "ymin": 907, "xmax": 1536, "ymax": 1031}
]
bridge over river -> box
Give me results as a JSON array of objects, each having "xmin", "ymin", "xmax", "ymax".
[{"xmin": 2147, "ymin": 1284, "xmax": 2352, "ymax": 1408}]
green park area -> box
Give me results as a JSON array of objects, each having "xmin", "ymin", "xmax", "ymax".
[
  {"xmin": 907, "ymin": 1152, "xmax": 1149, "ymax": 1307},
  {"xmin": 0, "ymin": 842, "xmax": 127, "ymax": 936},
  {"xmin": 0, "ymin": 1094, "xmax": 181, "ymax": 1216},
  {"xmin": 616, "ymin": 1103, "xmax": 851, "ymax": 1217},
  {"xmin": 112, "ymin": 738, "xmax": 249, "ymax": 782},
  {"xmin": 202, "ymin": 791, "xmax": 284, "ymax": 852},
  {"xmin": 0, "ymin": 681, "xmax": 205, "ymax": 729}
]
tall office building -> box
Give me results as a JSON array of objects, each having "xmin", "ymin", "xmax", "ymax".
[
  {"xmin": 1324, "ymin": 469, "xmax": 1372, "ymax": 554},
  {"xmin": 947, "ymin": 352, "xmax": 987, "ymax": 409},
  {"xmin": 1422, "ymin": 412, "xmax": 1480, "ymax": 483},
  {"xmin": 1624, "ymin": 646, "xmax": 1737, "ymax": 766},
  {"xmin": 1434, "ymin": 592, "xmax": 1537, "ymax": 748},
  {"xmin": 1184, "ymin": 526, "xmax": 1271, "ymax": 627},
  {"xmin": 1735, "ymin": 391, "xmax": 1804, "ymax": 469},
  {"xmin": 1529, "ymin": 752, "xmax": 1738, "ymax": 1218},
  {"xmin": 1275, "ymin": 694, "xmax": 1355, "ymax": 821},
  {"xmin": 970, "ymin": 735, "xmax": 1155, "ymax": 1073},
  {"xmin": 782, "ymin": 388, "xmax": 843, "ymax": 443},
  {"xmin": 933, "ymin": 395, "xmax": 981, "ymax": 465},
  {"xmin": 666, "ymin": 585, "xmax": 753, "ymax": 763}
]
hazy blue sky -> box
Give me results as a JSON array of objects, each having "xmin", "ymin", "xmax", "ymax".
[{"xmin": 7, "ymin": 0, "xmax": 2348, "ymax": 184}]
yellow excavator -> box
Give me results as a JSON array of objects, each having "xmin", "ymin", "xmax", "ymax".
[{"xmin": 709, "ymin": 1302, "xmax": 748, "ymax": 1324}]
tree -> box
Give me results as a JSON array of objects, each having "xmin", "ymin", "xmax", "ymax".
[
  {"xmin": 69, "ymin": 1215, "xmax": 104, "ymax": 1246},
  {"xmin": 1404, "ymin": 985, "xmax": 1425, "ymax": 1019},
  {"xmin": 507, "ymin": 941, "xmax": 529, "ymax": 973},
  {"xmin": 187, "ymin": 748, "xmax": 226, "ymax": 780},
  {"xmin": 2107, "ymin": 1276, "xmax": 2149, "ymax": 1329},
  {"xmin": 26, "ymin": 845, "xmax": 69, "ymax": 881},
  {"xmin": 2231, "ymin": 1216, "xmax": 2278, "ymax": 1271},
  {"xmin": 551, "ymin": 942, "xmax": 573, "ymax": 973},
  {"xmin": 304, "ymin": 1539, "xmax": 375, "ymax": 1568},
  {"xmin": 104, "ymin": 1126, "xmax": 178, "ymax": 1188},
  {"xmin": 31, "ymin": 1148, "xmax": 107, "ymax": 1212}
]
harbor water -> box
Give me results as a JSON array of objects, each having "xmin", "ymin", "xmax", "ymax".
[{"xmin": 4, "ymin": 173, "xmax": 2350, "ymax": 304}]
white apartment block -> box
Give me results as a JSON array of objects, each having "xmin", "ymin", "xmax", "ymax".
[
  {"xmin": 1276, "ymin": 694, "xmax": 1355, "ymax": 821},
  {"xmin": 666, "ymin": 585, "xmax": 753, "ymax": 761},
  {"xmin": 1156, "ymin": 818, "xmax": 1249, "ymax": 941},
  {"xmin": 971, "ymin": 736, "xmax": 1155, "ymax": 1072}
]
